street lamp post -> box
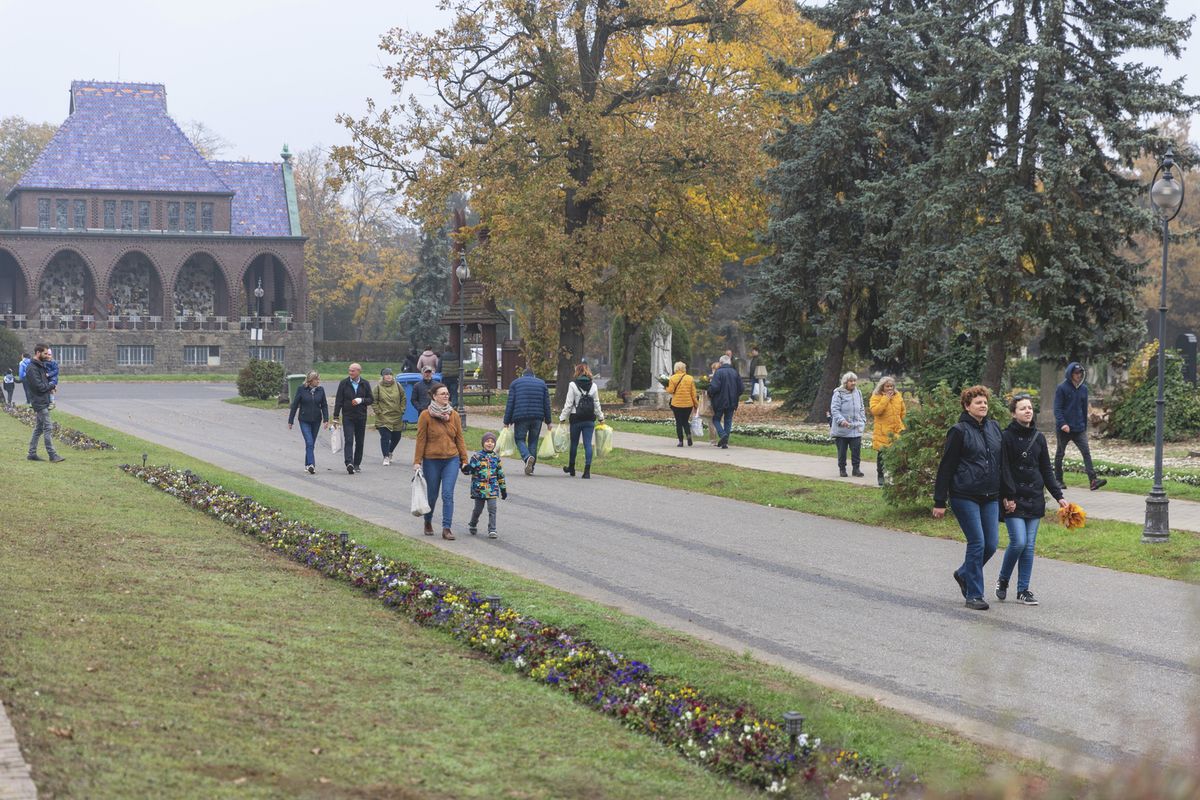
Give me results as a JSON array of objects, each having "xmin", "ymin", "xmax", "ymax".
[
  {"xmin": 456, "ymin": 257, "xmax": 470, "ymax": 429},
  {"xmin": 1143, "ymin": 147, "xmax": 1186, "ymax": 544},
  {"xmin": 505, "ymin": 307, "xmax": 516, "ymax": 341}
]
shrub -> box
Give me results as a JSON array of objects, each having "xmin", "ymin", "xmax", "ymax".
[
  {"xmin": 883, "ymin": 382, "xmax": 1010, "ymax": 509},
  {"xmin": 237, "ymin": 358, "xmax": 285, "ymax": 400},
  {"xmin": 0, "ymin": 326, "xmax": 22, "ymax": 374},
  {"xmin": 916, "ymin": 336, "xmax": 984, "ymax": 397},
  {"xmin": 1005, "ymin": 357, "xmax": 1040, "ymax": 390},
  {"xmin": 1108, "ymin": 351, "xmax": 1200, "ymax": 443}
]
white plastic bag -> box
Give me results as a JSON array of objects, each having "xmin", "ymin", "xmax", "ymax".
[
  {"xmin": 410, "ymin": 468, "xmax": 432, "ymax": 516},
  {"xmin": 496, "ymin": 427, "xmax": 516, "ymax": 457},
  {"xmin": 552, "ymin": 423, "xmax": 570, "ymax": 453},
  {"xmin": 329, "ymin": 423, "xmax": 343, "ymax": 453},
  {"xmin": 689, "ymin": 416, "xmax": 704, "ymax": 438}
]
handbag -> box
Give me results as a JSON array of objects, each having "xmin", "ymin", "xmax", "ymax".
[
  {"xmin": 329, "ymin": 422, "xmax": 343, "ymax": 453},
  {"xmin": 537, "ymin": 431, "xmax": 558, "ymax": 460},
  {"xmin": 593, "ymin": 423, "xmax": 613, "ymax": 457},
  {"xmin": 689, "ymin": 416, "xmax": 704, "ymax": 438},
  {"xmin": 410, "ymin": 468, "xmax": 432, "ymax": 516},
  {"xmin": 496, "ymin": 427, "xmax": 516, "ymax": 457}
]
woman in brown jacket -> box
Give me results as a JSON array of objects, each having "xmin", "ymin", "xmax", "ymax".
[
  {"xmin": 412, "ymin": 383, "xmax": 469, "ymax": 539},
  {"xmin": 665, "ymin": 361, "xmax": 699, "ymax": 446}
]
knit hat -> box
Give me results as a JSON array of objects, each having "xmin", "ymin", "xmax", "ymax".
[
  {"xmin": 481, "ymin": 431, "xmax": 499, "ymax": 446},
  {"xmin": 380, "ymin": 367, "xmax": 393, "ymax": 376}
]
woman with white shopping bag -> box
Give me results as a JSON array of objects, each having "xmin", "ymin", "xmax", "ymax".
[
  {"xmin": 665, "ymin": 361, "xmax": 699, "ymax": 447},
  {"xmin": 412, "ymin": 383, "xmax": 469, "ymax": 539},
  {"xmin": 287, "ymin": 371, "xmax": 329, "ymax": 474}
]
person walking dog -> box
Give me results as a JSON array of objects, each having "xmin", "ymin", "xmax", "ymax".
[
  {"xmin": 869, "ymin": 376, "xmax": 906, "ymax": 486},
  {"xmin": 830, "ymin": 372, "xmax": 866, "ymax": 477},
  {"xmin": 998, "ymin": 394, "xmax": 1067, "ymax": 606},
  {"xmin": 933, "ymin": 385, "xmax": 1012, "ymax": 611},
  {"xmin": 1053, "ymin": 362, "xmax": 1106, "ymax": 491}
]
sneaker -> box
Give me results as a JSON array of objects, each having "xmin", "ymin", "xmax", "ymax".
[
  {"xmin": 49, "ymin": 454, "xmax": 65, "ymax": 463},
  {"xmin": 346, "ymin": 463, "xmax": 356, "ymax": 474},
  {"xmin": 995, "ymin": 577, "xmax": 1009, "ymax": 601},
  {"xmin": 965, "ymin": 597, "xmax": 990, "ymax": 611},
  {"xmin": 26, "ymin": 454, "xmax": 43, "ymax": 461},
  {"xmin": 1089, "ymin": 478, "xmax": 1107, "ymax": 491},
  {"xmin": 524, "ymin": 456, "xmax": 535, "ymax": 475},
  {"xmin": 488, "ymin": 530, "xmax": 498, "ymax": 539},
  {"xmin": 952, "ymin": 570, "xmax": 968, "ymax": 599},
  {"xmin": 468, "ymin": 525, "xmax": 478, "ymax": 536},
  {"xmin": 383, "ymin": 456, "xmax": 391, "ymax": 466},
  {"xmin": 1017, "ymin": 590, "xmax": 1039, "ymax": 606},
  {"xmin": 307, "ymin": 464, "xmax": 316, "ymax": 474},
  {"xmin": 354, "ymin": 465, "xmax": 362, "ymax": 473}
]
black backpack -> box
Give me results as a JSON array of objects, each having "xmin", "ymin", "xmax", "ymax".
[{"xmin": 575, "ymin": 385, "xmax": 596, "ymax": 421}]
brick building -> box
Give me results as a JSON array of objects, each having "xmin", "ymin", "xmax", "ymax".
[{"xmin": 0, "ymin": 80, "xmax": 311, "ymax": 374}]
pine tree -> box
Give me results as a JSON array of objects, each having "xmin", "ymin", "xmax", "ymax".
[{"xmin": 400, "ymin": 225, "xmax": 450, "ymax": 350}]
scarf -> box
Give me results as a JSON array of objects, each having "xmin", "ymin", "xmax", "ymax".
[{"xmin": 428, "ymin": 399, "xmax": 454, "ymax": 421}]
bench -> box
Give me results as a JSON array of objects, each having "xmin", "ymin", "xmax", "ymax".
[{"xmin": 460, "ymin": 377, "xmax": 495, "ymax": 404}]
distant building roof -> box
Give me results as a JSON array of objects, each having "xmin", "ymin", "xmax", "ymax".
[
  {"xmin": 13, "ymin": 80, "xmax": 232, "ymax": 195},
  {"xmin": 209, "ymin": 161, "xmax": 292, "ymax": 236}
]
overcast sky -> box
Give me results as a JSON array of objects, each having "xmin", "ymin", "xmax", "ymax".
[{"xmin": 1, "ymin": 0, "xmax": 1197, "ymax": 162}]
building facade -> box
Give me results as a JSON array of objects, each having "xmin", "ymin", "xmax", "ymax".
[{"xmin": 0, "ymin": 80, "xmax": 311, "ymax": 374}]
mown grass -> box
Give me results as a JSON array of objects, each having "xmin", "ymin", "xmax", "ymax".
[
  {"xmin": 585, "ymin": 449, "xmax": 1200, "ymax": 583},
  {"xmin": 0, "ymin": 411, "xmax": 1052, "ymax": 797}
]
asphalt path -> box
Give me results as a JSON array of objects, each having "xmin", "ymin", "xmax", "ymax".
[{"xmin": 56, "ymin": 383, "xmax": 1200, "ymax": 772}]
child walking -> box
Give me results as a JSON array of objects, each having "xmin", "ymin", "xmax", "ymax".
[{"xmin": 464, "ymin": 431, "xmax": 507, "ymax": 539}]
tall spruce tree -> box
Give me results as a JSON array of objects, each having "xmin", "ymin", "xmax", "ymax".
[
  {"xmin": 401, "ymin": 225, "xmax": 450, "ymax": 350},
  {"xmin": 752, "ymin": 0, "xmax": 943, "ymax": 421}
]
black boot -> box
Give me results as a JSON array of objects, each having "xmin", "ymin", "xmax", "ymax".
[
  {"xmin": 582, "ymin": 465, "xmax": 591, "ymax": 479},
  {"xmin": 563, "ymin": 464, "xmax": 575, "ymax": 477}
]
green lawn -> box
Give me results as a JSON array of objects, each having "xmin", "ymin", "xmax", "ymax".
[{"xmin": 0, "ymin": 411, "xmax": 1052, "ymax": 797}]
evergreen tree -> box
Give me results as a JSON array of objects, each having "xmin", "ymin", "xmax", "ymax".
[{"xmin": 400, "ymin": 225, "xmax": 450, "ymax": 350}]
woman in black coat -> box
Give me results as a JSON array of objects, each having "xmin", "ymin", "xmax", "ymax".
[
  {"xmin": 997, "ymin": 394, "xmax": 1067, "ymax": 606},
  {"xmin": 288, "ymin": 371, "xmax": 329, "ymax": 474}
]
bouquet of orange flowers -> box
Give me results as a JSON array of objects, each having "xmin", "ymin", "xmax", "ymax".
[{"xmin": 1057, "ymin": 502, "xmax": 1087, "ymax": 529}]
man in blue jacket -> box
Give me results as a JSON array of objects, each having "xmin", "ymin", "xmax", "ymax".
[
  {"xmin": 1053, "ymin": 362, "xmax": 1106, "ymax": 491},
  {"xmin": 503, "ymin": 367, "xmax": 552, "ymax": 474},
  {"xmin": 707, "ymin": 354, "xmax": 744, "ymax": 449}
]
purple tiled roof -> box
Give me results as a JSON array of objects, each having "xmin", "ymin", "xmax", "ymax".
[
  {"xmin": 13, "ymin": 80, "xmax": 232, "ymax": 195},
  {"xmin": 209, "ymin": 161, "xmax": 291, "ymax": 236}
]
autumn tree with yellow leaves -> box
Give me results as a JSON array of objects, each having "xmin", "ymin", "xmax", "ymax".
[{"xmin": 335, "ymin": 0, "xmax": 821, "ymax": 400}]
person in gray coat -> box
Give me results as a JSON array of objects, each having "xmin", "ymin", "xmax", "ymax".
[{"xmin": 830, "ymin": 371, "xmax": 866, "ymax": 477}]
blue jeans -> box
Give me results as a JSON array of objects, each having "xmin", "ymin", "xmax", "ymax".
[
  {"xmin": 568, "ymin": 420, "xmax": 595, "ymax": 468},
  {"xmin": 298, "ymin": 420, "xmax": 320, "ymax": 467},
  {"xmin": 949, "ymin": 497, "xmax": 1000, "ymax": 600},
  {"xmin": 711, "ymin": 408, "xmax": 734, "ymax": 440},
  {"xmin": 379, "ymin": 426, "xmax": 401, "ymax": 457},
  {"xmin": 422, "ymin": 456, "xmax": 459, "ymax": 529},
  {"xmin": 999, "ymin": 516, "xmax": 1040, "ymax": 593},
  {"xmin": 513, "ymin": 419, "xmax": 542, "ymax": 461}
]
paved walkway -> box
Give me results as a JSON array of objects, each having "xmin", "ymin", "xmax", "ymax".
[
  {"xmin": 0, "ymin": 701, "xmax": 37, "ymax": 800},
  {"xmin": 51, "ymin": 385, "xmax": 1200, "ymax": 773},
  {"xmin": 477, "ymin": 411, "xmax": 1200, "ymax": 534}
]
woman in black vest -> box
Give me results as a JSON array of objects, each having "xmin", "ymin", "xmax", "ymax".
[
  {"xmin": 997, "ymin": 394, "xmax": 1067, "ymax": 606},
  {"xmin": 933, "ymin": 385, "xmax": 1012, "ymax": 610}
]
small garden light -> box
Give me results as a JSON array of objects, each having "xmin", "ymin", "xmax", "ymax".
[
  {"xmin": 484, "ymin": 595, "xmax": 502, "ymax": 613},
  {"xmin": 339, "ymin": 532, "xmax": 349, "ymax": 549},
  {"xmin": 142, "ymin": 453, "xmax": 147, "ymax": 467},
  {"xmin": 782, "ymin": 711, "xmax": 805, "ymax": 754}
]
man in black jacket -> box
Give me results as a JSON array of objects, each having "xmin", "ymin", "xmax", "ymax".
[
  {"xmin": 25, "ymin": 344, "xmax": 64, "ymax": 463},
  {"xmin": 411, "ymin": 365, "xmax": 436, "ymax": 413},
  {"xmin": 332, "ymin": 362, "xmax": 373, "ymax": 474}
]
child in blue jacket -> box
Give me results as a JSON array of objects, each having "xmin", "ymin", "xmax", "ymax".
[{"xmin": 463, "ymin": 431, "xmax": 508, "ymax": 538}]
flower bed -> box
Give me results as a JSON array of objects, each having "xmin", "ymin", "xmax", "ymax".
[
  {"xmin": 4, "ymin": 405, "xmax": 115, "ymax": 450},
  {"xmin": 122, "ymin": 463, "xmax": 917, "ymax": 797},
  {"xmin": 1060, "ymin": 459, "xmax": 1200, "ymax": 487},
  {"xmin": 608, "ymin": 414, "xmax": 858, "ymax": 447}
]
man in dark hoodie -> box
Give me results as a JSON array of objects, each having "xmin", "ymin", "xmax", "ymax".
[
  {"xmin": 25, "ymin": 344, "xmax": 64, "ymax": 463},
  {"xmin": 1053, "ymin": 362, "xmax": 1106, "ymax": 491}
]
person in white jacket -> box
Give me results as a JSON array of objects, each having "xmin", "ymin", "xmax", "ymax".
[
  {"xmin": 830, "ymin": 371, "xmax": 866, "ymax": 478},
  {"xmin": 558, "ymin": 363, "xmax": 604, "ymax": 479}
]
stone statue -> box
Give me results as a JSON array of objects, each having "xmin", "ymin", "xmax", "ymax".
[{"xmin": 648, "ymin": 316, "xmax": 673, "ymax": 394}]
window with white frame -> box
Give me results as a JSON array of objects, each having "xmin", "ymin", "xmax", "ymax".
[
  {"xmin": 184, "ymin": 345, "xmax": 220, "ymax": 366},
  {"xmin": 52, "ymin": 345, "xmax": 86, "ymax": 366},
  {"xmin": 248, "ymin": 346, "xmax": 285, "ymax": 363},
  {"xmin": 117, "ymin": 345, "xmax": 154, "ymax": 366}
]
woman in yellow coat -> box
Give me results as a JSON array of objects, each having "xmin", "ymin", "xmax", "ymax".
[
  {"xmin": 869, "ymin": 376, "xmax": 906, "ymax": 486},
  {"xmin": 665, "ymin": 361, "xmax": 699, "ymax": 446}
]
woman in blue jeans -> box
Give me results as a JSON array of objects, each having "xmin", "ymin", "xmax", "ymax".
[
  {"xmin": 997, "ymin": 394, "xmax": 1067, "ymax": 606},
  {"xmin": 559, "ymin": 363, "xmax": 604, "ymax": 478},
  {"xmin": 287, "ymin": 371, "xmax": 329, "ymax": 474},
  {"xmin": 933, "ymin": 385, "xmax": 1012, "ymax": 611},
  {"xmin": 412, "ymin": 383, "xmax": 469, "ymax": 539}
]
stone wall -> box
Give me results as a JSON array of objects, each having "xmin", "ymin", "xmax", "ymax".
[{"xmin": 14, "ymin": 325, "xmax": 315, "ymax": 376}]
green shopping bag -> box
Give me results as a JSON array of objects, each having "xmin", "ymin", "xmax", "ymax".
[
  {"xmin": 537, "ymin": 430, "xmax": 558, "ymax": 460},
  {"xmin": 496, "ymin": 427, "xmax": 516, "ymax": 457},
  {"xmin": 593, "ymin": 423, "xmax": 613, "ymax": 457}
]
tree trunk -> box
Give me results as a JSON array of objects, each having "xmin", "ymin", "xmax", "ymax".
[
  {"xmin": 618, "ymin": 320, "xmax": 644, "ymax": 404},
  {"xmin": 555, "ymin": 292, "xmax": 585, "ymax": 407},
  {"xmin": 808, "ymin": 306, "xmax": 850, "ymax": 423},
  {"xmin": 982, "ymin": 337, "xmax": 1007, "ymax": 390}
]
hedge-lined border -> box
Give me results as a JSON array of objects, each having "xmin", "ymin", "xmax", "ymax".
[
  {"xmin": 121, "ymin": 463, "xmax": 917, "ymax": 797},
  {"xmin": 4, "ymin": 405, "xmax": 115, "ymax": 450}
]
